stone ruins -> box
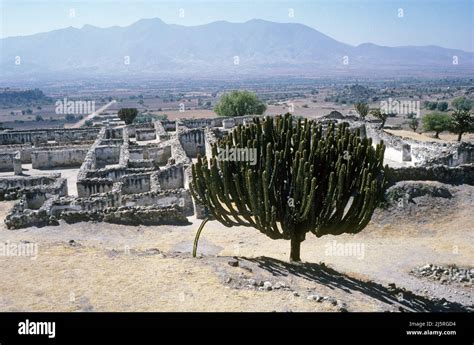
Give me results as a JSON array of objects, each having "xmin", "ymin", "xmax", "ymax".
[{"xmin": 0, "ymin": 115, "xmax": 472, "ymax": 229}]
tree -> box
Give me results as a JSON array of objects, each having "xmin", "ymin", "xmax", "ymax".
[
  {"xmin": 408, "ymin": 118, "xmax": 420, "ymax": 132},
  {"xmin": 35, "ymin": 115, "xmax": 44, "ymax": 121},
  {"xmin": 118, "ymin": 108, "xmax": 138, "ymax": 124},
  {"xmin": 423, "ymin": 101, "xmax": 438, "ymax": 110},
  {"xmin": 370, "ymin": 108, "xmax": 388, "ymax": 129},
  {"xmin": 451, "ymin": 97, "xmax": 472, "ymax": 111},
  {"xmin": 354, "ymin": 103, "xmax": 369, "ymax": 119},
  {"xmin": 422, "ymin": 112, "xmax": 451, "ymax": 138},
  {"xmin": 190, "ymin": 114, "xmax": 387, "ymax": 262},
  {"xmin": 450, "ymin": 109, "xmax": 473, "ymax": 142},
  {"xmin": 214, "ymin": 90, "xmax": 266, "ymax": 117},
  {"xmin": 406, "ymin": 113, "xmax": 419, "ymax": 132},
  {"xmin": 436, "ymin": 102, "xmax": 448, "ymax": 112}
]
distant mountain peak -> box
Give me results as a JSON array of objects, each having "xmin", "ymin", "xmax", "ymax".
[
  {"xmin": 82, "ymin": 24, "xmax": 97, "ymax": 30},
  {"xmin": 132, "ymin": 17, "xmax": 166, "ymax": 26},
  {"xmin": 1, "ymin": 18, "xmax": 472, "ymax": 80}
]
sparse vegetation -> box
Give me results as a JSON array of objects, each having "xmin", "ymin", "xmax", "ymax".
[
  {"xmin": 118, "ymin": 108, "xmax": 138, "ymax": 124},
  {"xmin": 370, "ymin": 108, "xmax": 388, "ymax": 129},
  {"xmin": 450, "ymin": 109, "xmax": 473, "ymax": 141},
  {"xmin": 406, "ymin": 113, "xmax": 419, "ymax": 132},
  {"xmin": 214, "ymin": 90, "xmax": 266, "ymax": 117},
  {"xmin": 451, "ymin": 97, "xmax": 473, "ymax": 111},
  {"xmin": 354, "ymin": 103, "xmax": 369, "ymax": 119},
  {"xmin": 0, "ymin": 88, "xmax": 51, "ymax": 106},
  {"xmin": 437, "ymin": 102, "xmax": 448, "ymax": 111},
  {"xmin": 422, "ymin": 112, "xmax": 452, "ymax": 138},
  {"xmin": 133, "ymin": 113, "xmax": 168, "ymax": 123}
]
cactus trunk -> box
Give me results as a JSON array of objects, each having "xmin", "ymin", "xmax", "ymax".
[{"xmin": 290, "ymin": 237, "xmax": 302, "ymax": 262}]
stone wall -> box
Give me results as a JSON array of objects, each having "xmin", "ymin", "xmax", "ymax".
[
  {"xmin": 158, "ymin": 164, "xmax": 184, "ymax": 189},
  {"xmin": 121, "ymin": 173, "xmax": 151, "ymax": 194},
  {"xmin": 161, "ymin": 120, "xmax": 177, "ymax": 131},
  {"xmin": 105, "ymin": 127, "xmax": 123, "ymax": 139},
  {"xmin": 145, "ymin": 145, "xmax": 171, "ymax": 165},
  {"xmin": 0, "ymin": 174, "xmax": 62, "ymax": 200},
  {"xmin": 178, "ymin": 129, "xmax": 205, "ymax": 158},
  {"xmin": 121, "ymin": 188, "xmax": 194, "ymax": 216},
  {"xmin": 77, "ymin": 178, "xmax": 114, "ymax": 197},
  {"xmin": 154, "ymin": 121, "xmax": 169, "ymax": 140},
  {"xmin": 388, "ymin": 164, "xmax": 473, "ymax": 186},
  {"xmin": 95, "ymin": 146, "xmax": 121, "ymax": 167},
  {"xmin": 0, "ymin": 144, "xmax": 32, "ymax": 163},
  {"xmin": 0, "ymin": 130, "xmax": 47, "ymax": 145},
  {"xmin": 31, "ymin": 147, "xmax": 89, "ymax": 169},
  {"xmin": 365, "ymin": 124, "xmax": 472, "ymax": 168},
  {"xmin": 136, "ymin": 128, "xmax": 156, "ymax": 141},
  {"xmin": 0, "ymin": 152, "xmax": 16, "ymax": 172},
  {"xmin": 51, "ymin": 128, "xmax": 100, "ymax": 143}
]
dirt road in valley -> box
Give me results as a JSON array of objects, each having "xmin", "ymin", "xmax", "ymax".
[{"xmin": 66, "ymin": 100, "xmax": 117, "ymax": 128}]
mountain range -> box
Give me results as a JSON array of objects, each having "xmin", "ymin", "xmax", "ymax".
[{"xmin": 1, "ymin": 18, "xmax": 473, "ymax": 80}]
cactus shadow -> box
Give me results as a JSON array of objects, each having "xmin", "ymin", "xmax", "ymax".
[{"xmin": 242, "ymin": 256, "xmax": 469, "ymax": 312}]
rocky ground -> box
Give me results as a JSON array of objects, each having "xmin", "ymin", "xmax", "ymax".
[{"xmin": 0, "ymin": 180, "xmax": 472, "ymax": 312}]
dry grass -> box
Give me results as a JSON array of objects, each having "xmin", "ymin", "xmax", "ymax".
[
  {"xmin": 0, "ymin": 184, "xmax": 472, "ymax": 311},
  {"xmin": 386, "ymin": 129, "xmax": 474, "ymax": 143}
]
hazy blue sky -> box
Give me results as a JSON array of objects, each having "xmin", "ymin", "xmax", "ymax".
[{"xmin": 1, "ymin": 0, "xmax": 473, "ymax": 51}]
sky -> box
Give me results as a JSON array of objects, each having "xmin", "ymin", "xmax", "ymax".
[{"xmin": 1, "ymin": 0, "xmax": 473, "ymax": 51}]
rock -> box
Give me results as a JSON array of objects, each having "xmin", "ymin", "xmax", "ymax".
[
  {"xmin": 228, "ymin": 260, "xmax": 239, "ymax": 267},
  {"xmin": 337, "ymin": 300, "xmax": 347, "ymax": 308},
  {"xmin": 273, "ymin": 281, "xmax": 287, "ymax": 289},
  {"xmin": 263, "ymin": 281, "xmax": 273, "ymax": 291},
  {"xmin": 240, "ymin": 265, "xmax": 253, "ymax": 273},
  {"xmin": 145, "ymin": 248, "xmax": 161, "ymax": 255},
  {"xmin": 225, "ymin": 277, "xmax": 232, "ymax": 284},
  {"xmin": 307, "ymin": 294, "xmax": 323, "ymax": 302},
  {"xmin": 247, "ymin": 279, "xmax": 257, "ymax": 286},
  {"xmin": 292, "ymin": 291, "xmax": 299, "ymax": 297}
]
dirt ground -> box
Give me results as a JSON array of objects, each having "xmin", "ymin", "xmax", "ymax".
[
  {"xmin": 0, "ymin": 182, "xmax": 472, "ymax": 312},
  {"xmin": 386, "ymin": 129, "xmax": 474, "ymax": 143}
]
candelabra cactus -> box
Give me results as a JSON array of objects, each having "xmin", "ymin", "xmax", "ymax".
[{"xmin": 190, "ymin": 113, "xmax": 387, "ymax": 262}]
